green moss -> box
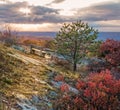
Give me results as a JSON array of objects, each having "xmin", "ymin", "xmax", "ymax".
[{"xmin": 2, "ymin": 77, "xmax": 13, "ymax": 85}]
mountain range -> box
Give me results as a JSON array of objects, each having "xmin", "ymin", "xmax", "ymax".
[{"xmin": 17, "ymin": 32, "xmax": 120, "ymax": 41}]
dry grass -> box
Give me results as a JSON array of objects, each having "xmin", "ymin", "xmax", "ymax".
[{"xmin": 0, "ymin": 43, "xmax": 83, "ymax": 109}]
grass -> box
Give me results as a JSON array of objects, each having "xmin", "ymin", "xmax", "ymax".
[{"xmin": 0, "ymin": 43, "xmax": 83, "ymax": 109}]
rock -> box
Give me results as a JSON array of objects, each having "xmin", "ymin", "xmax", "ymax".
[
  {"xmin": 51, "ymin": 81, "xmax": 79, "ymax": 94},
  {"xmin": 48, "ymin": 91, "xmax": 58, "ymax": 99},
  {"xmin": 51, "ymin": 81, "xmax": 63, "ymax": 88},
  {"xmin": 14, "ymin": 90, "xmax": 55, "ymax": 110},
  {"xmin": 31, "ymin": 96, "xmax": 40, "ymax": 104},
  {"xmin": 69, "ymin": 86, "xmax": 79, "ymax": 94},
  {"xmin": 17, "ymin": 102, "xmax": 37, "ymax": 110}
]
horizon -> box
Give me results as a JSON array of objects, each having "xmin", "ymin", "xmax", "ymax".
[
  {"xmin": 1, "ymin": 30, "xmax": 119, "ymax": 33},
  {"xmin": 0, "ymin": 0, "xmax": 120, "ymax": 32},
  {"xmin": 15, "ymin": 31, "xmax": 120, "ymax": 41}
]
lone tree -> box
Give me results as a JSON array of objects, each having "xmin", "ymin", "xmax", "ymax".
[{"xmin": 55, "ymin": 20, "xmax": 98, "ymax": 71}]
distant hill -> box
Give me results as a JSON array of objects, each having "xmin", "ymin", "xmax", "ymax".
[
  {"xmin": 97, "ymin": 32, "xmax": 120, "ymax": 41},
  {"xmin": 18, "ymin": 31, "xmax": 56, "ymax": 38},
  {"xmin": 17, "ymin": 31, "xmax": 120, "ymax": 40}
]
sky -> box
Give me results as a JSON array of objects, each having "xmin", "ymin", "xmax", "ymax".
[{"xmin": 0, "ymin": 0, "xmax": 120, "ymax": 32}]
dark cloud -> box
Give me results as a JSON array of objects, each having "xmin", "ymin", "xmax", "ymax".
[
  {"xmin": 31, "ymin": 6, "xmax": 59, "ymax": 15},
  {"xmin": 0, "ymin": 2, "xmax": 28, "ymax": 23},
  {"xmin": 0, "ymin": 1, "xmax": 68, "ymax": 24},
  {"xmin": 51, "ymin": 0, "xmax": 65, "ymax": 4},
  {"xmin": 46, "ymin": 0, "xmax": 65, "ymax": 5},
  {"xmin": 0, "ymin": 1, "xmax": 120, "ymax": 26},
  {"xmin": 76, "ymin": 2, "xmax": 120, "ymax": 21}
]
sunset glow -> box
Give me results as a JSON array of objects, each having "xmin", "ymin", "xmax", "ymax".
[
  {"xmin": 11, "ymin": 23, "xmax": 62, "ymax": 32},
  {"xmin": 19, "ymin": 8, "xmax": 31, "ymax": 16},
  {"xmin": 0, "ymin": 0, "xmax": 119, "ymax": 32}
]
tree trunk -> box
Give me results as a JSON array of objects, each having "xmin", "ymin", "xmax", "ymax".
[
  {"xmin": 73, "ymin": 39, "xmax": 77, "ymax": 72},
  {"xmin": 73, "ymin": 61, "xmax": 77, "ymax": 71}
]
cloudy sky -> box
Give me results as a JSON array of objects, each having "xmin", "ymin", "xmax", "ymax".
[{"xmin": 0, "ymin": 0, "xmax": 120, "ymax": 32}]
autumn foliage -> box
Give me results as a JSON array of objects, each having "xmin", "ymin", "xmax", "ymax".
[
  {"xmin": 55, "ymin": 74, "xmax": 64, "ymax": 82},
  {"xmin": 54, "ymin": 70, "xmax": 120, "ymax": 110},
  {"xmin": 100, "ymin": 39, "xmax": 120, "ymax": 67}
]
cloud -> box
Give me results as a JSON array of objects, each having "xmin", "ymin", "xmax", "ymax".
[
  {"xmin": 51, "ymin": 0, "xmax": 65, "ymax": 4},
  {"xmin": 0, "ymin": 1, "xmax": 120, "ymax": 32},
  {"xmin": 75, "ymin": 1, "xmax": 120, "ymax": 21},
  {"xmin": 46, "ymin": 0, "xmax": 65, "ymax": 6},
  {"xmin": 1, "ymin": 1, "xmax": 119, "ymax": 24},
  {"xmin": 0, "ymin": 2, "xmax": 28, "ymax": 22},
  {"xmin": 31, "ymin": 5, "xmax": 59, "ymax": 16},
  {"xmin": 0, "ymin": 1, "xmax": 69, "ymax": 24},
  {"xmin": 0, "ymin": 0, "xmax": 10, "ymax": 3}
]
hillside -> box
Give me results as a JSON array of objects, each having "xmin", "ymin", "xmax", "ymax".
[
  {"xmin": 0, "ymin": 43, "xmax": 79, "ymax": 110},
  {"xmin": 1, "ymin": 40, "xmax": 119, "ymax": 110}
]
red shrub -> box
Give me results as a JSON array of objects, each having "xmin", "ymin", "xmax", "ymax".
[
  {"xmin": 54, "ymin": 74, "xmax": 64, "ymax": 81},
  {"xmin": 76, "ymin": 80, "xmax": 85, "ymax": 90},
  {"xmin": 60, "ymin": 83, "xmax": 69, "ymax": 92},
  {"xmin": 54, "ymin": 70, "xmax": 120, "ymax": 110},
  {"xmin": 100, "ymin": 39, "xmax": 120, "ymax": 67}
]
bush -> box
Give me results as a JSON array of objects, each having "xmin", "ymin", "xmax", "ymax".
[
  {"xmin": 54, "ymin": 70, "xmax": 120, "ymax": 110},
  {"xmin": 55, "ymin": 74, "xmax": 64, "ymax": 82},
  {"xmin": 100, "ymin": 39, "xmax": 120, "ymax": 67}
]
